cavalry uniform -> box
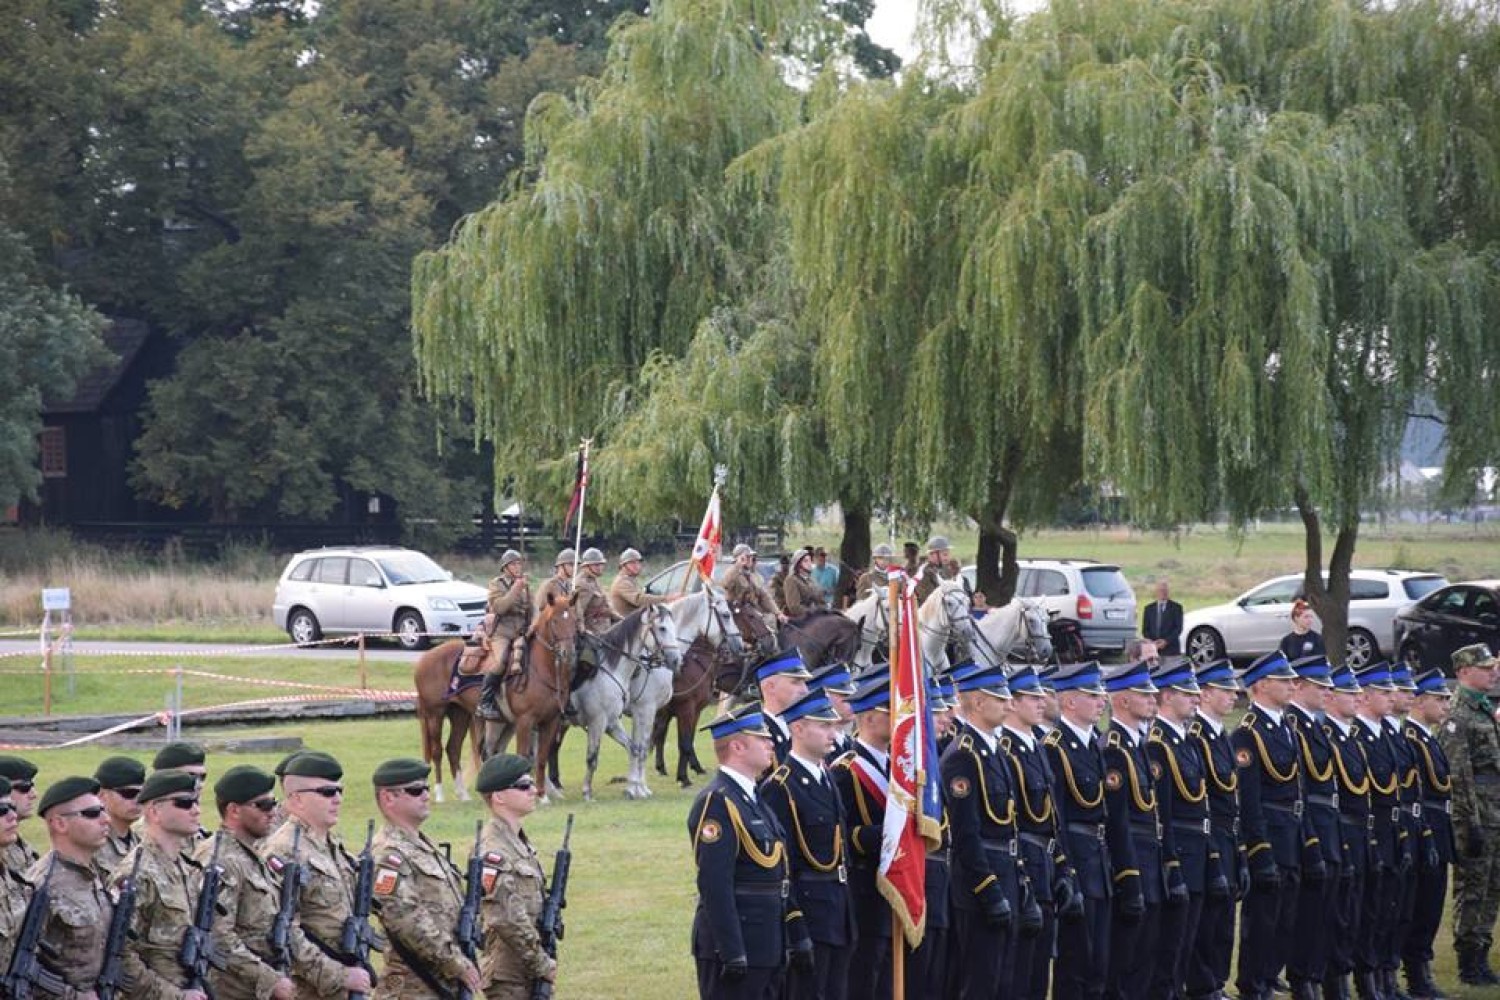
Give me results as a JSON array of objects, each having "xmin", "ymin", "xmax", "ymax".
[
  {"xmin": 1401, "ymin": 670, "xmax": 1454, "ymax": 999},
  {"xmin": 608, "ymin": 549, "xmax": 670, "ymax": 618},
  {"xmin": 486, "ymin": 559, "xmax": 533, "ymax": 677},
  {"xmin": 476, "ymin": 817, "xmax": 549, "ymax": 999},
  {"xmin": 723, "ymin": 560, "xmax": 777, "ymax": 619},
  {"xmin": 572, "ymin": 572, "xmax": 617, "ymax": 635},
  {"xmin": 1101, "ymin": 670, "xmax": 1162, "ymax": 1000},
  {"xmin": 1232, "ymin": 654, "xmax": 1303, "ymax": 1000},
  {"xmin": 912, "ymin": 538, "xmax": 955, "ymax": 606},
  {"xmin": 370, "ymin": 824, "xmax": 471, "ymax": 1000},
  {"xmin": 1187, "ymin": 661, "xmax": 1244, "ymax": 1000},
  {"xmin": 1286, "ymin": 664, "xmax": 1342, "ymax": 1000},
  {"xmin": 533, "ymin": 570, "xmax": 572, "ymax": 614},
  {"xmin": 1440, "ymin": 644, "xmax": 1500, "ymax": 985},
  {"xmin": 117, "ymin": 835, "xmax": 212, "ymax": 996},
  {"xmin": 260, "ymin": 818, "xmax": 363, "ymax": 999},
  {"xmin": 783, "ymin": 569, "xmax": 826, "ymax": 619}
]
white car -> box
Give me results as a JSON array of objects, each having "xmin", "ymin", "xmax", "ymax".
[
  {"xmin": 1182, "ymin": 568, "xmax": 1448, "ymax": 668},
  {"xmin": 272, "ymin": 546, "xmax": 489, "ymax": 650},
  {"xmin": 961, "ymin": 558, "xmax": 1138, "ymax": 655}
]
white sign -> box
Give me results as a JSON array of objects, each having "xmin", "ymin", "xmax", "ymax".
[{"xmin": 41, "ymin": 588, "xmax": 71, "ymax": 611}]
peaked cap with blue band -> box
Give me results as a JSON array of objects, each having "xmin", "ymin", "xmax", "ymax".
[
  {"xmin": 1389, "ymin": 663, "xmax": 1418, "ymax": 692},
  {"xmin": 1149, "ymin": 657, "xmax": 1200, "ymax": 694},
  {"xmin": 702, "ymin": 702, "xmax": 773, "ymax": 739},
  {"xmin": 1290, "ymin": 655, "xmax": 1333, "ymax": 688},
  {"xmin": 848, "ymin": 671, "xmax": 891, "ymax": 714},
  {"xmin": 1412, "ymin": 668, "xmax": 1452, "ymax": 697},
  {"xmin": 952, "ymin": 663, "xmax": 1011, "ymax": 698},
  {"xmin": 1007, "ymin": 665, "xmax": 1049, "ymax": 696},
  {"xmin": 755, "ymin": 647, "xmax": 813, "ymax": 684},
  {"xmin": 1104, "ymin": 660, "xmax": 1158, "ymax": 694},
  {"xmin": 1241, "ymin": 651, "xmax": 1296, "ymax": 686},
  {"xmin": 1049, "ymin": 661, "xmax": 1105, "ymax": 695},
  {"xmin": 782, "ymin": 689, "xmax": 842, "ymax": 724},
  {"xmin": 1194, "ymin": 658, "xmax": 1243, "ymax": 691},
  {"xmin": 1353, "ymin": 661, "xmax": 1398, "ymax": 692},
  {"xmin": 1329, "ymin": 664, "xmax": 1362, "ymax": 693},
  {"xmin": 807, "ymin": 662, "xmax": 857, "ymax": 696}
]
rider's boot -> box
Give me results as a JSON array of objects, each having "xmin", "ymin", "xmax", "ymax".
[{"xmin": 477, "ymin": 670, "xmax": 502, "ymax": 720}]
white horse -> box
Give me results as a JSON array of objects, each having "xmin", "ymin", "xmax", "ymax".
[
  {"xmin": 843, "ymin": 588, "xmax": 892, "ymax": 668},
  {"xmin": 918, "ymin": 578, "xmax": 977, "ymax": 674},
  {"xmin": 971, "ymin": 598, "xmax": 1054, "ymax": 669},
  {"xmin": 569, "ymin": 604, "xmax": 683, "ymax": 801}
]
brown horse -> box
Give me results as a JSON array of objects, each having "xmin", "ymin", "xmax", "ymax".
[
  {"xmin": 652, "ymin": 603, "xmax": 778, "ymax": 787},
  {"xmin": 482, "ymin": 594, "xmax": 578, "ymax": 801},
  {"xmin": 412, "ymin": 635, "xmax": 492, "ymax": 802}
]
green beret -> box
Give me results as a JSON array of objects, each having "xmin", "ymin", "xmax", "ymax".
[
  {"xmin": 0, "ymin": 777, "xmax": 10, "ymax": 797},
  {"xmin": 0, "ymin": 756, "xmax": 38, "ymax": 781},
  {"xmin": 281, "ymin": 751, "xmax": 343, "ymax": 781},
  {"xmin": 274, "ymin": 751, "xmax": 307, "ymax": 778},
  {"xmin": 95, "ymin": 756, "xmax": 147, "ymax": 790},
  {"xmin": 138, "ymin": 770, "xmax": 199, "ymax": 805},
  {"xmin": 152, "ymin": 741, "xmax": 206, "ymax": 770},
  {"xmin": 214, "ymin": 766, "xmax": 275, "ymax": 806},
  {"xmin": 372, "ymin": 758, "xmax": 431, "ymax": 788},
  {"xmin": 476, "ymin": 754, "xmax": 531, "ymax": 794},
  {"xmin": 38, "ymin": 776, "xmax": 100, "ymax": 817}
]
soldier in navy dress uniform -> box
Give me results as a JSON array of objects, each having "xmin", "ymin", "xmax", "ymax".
[
  {"xmin": 1323, "ymin": 664, "xmax": 1372, "ymax": 1000},
  {"xmin": 1353, "ymin": 662, "xmax": 1403, "ymax": 1000},
  {"xmin": 1101, "ymin": 660, "xmax": 1165, "ymax": 1000},
  {"xmin": 807, "ymin": 662, "xmax": 859, "ymax": 763},
  {"xmin": 941, "ymin": 661, "xmax": 1024, "ymax": 998},
  {"xmin": 906, "ymin": 677, "xmax": 953, "ymax": 1000},
  {"xmin": 1043, "ymin": 661, "xmax": 1120, "ymax": 1000},
  {"xmin": 760, "ymin": 689, "xmax": 856, "ymax": 1000},
  {"xmin": 828, "ymin": 669, "xmax": 892, "ymax": 999},
  {"xmin": 1186, "ymin": 658, "xmax": 1245, "ymax": 1000},
  {"xmin": 1146, "ymin": 657, "xmax": 1209, "ymax": 1000},
  {"xmin": 1232, "ymin": 652, "xmax": 1304, "ymax": 1000},
  {"xmin": 1002, "ymin": 665, "xmax": 1080, "ymax": 1000},
  {"xmin": 1385, "ymin": 663, "xmax": 1424, "ymax": 999},
  {"xmin": 933, "ymin": 675, "xmax": 959, "ymax": 755},
  {"xmin": 755, "ymin": 648, "xmax": 814, "ymax": 766},
  {"xmin": 1401, "ymin": 668, "xmax": 1454, "ymax": 1000},
  {"xmin": 1283, "ymin": 655, "xmax": 1339, "ymax": 1000},
  {"xmin": 688, "ymin": 703, "xmax": 811, "ymax": 1000}
]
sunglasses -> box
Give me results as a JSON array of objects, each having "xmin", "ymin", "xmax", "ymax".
[
  {"xmin": 11, "ymin": 782, "xmax": 33, "ymax": 794},
  {"xmin": 509, "ymin": 779, "xmax": 536, "ymax": 792},
  {"xmin": 395, "ymin": 785, "xmax": 429, "ymax": 798},
  {"xmin": 60, "ymin": 805, "xmax": 106, "ymax": 820},
  {"xmin": 298, "ymin": 785, "xmax": 344, "ymax": 799},
  {"xmin": 247, "ymin": 798, "xmax": 278, "ymax": 813},
  {"xmin": 0, "ymin": 803, "xmax": 13, "ymax": 817},
  {"xmin": 112, "ymin": 787, "xmax": 142, "ymax": 800},
  {"xmin": 167, "ymin": 797, "xmax": 200, "ymax": 811}
]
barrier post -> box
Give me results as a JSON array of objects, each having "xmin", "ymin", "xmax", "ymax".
[
  {"xmin": 42, "ymin": 641, "xmax": 52, "ymax": 717},
  {"xmin": 358, "ymin": 633, "xmax": 369, "ymax": 690}
]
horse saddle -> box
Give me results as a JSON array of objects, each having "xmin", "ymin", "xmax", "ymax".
[{"xmin": 456, "ymin": 642, "xmax": 488, "ymax": 675}]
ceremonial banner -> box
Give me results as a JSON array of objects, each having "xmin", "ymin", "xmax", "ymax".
[
  {"xmin": 689, "ymin": 486, "xmax": 722, "ymax": 580},
  {"xmin": 561, "ymin": 443, "xmax": 589, "ymax": 537},
  {"xmin": 878, "ymin": 572, "xmax": 943, "ymax": 947}
]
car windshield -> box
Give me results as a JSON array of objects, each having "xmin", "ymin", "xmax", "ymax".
[
  {"xmin": 1081, "ymin": 567, "xmax": 1131, "ymax": 599},
  {"xmin": 375, "ymin": 552, "xmax": 450, "ymax": 586},
  {"xmin": 1402, "ymin": 576, "xmax": 1447, "ymax": 600}
]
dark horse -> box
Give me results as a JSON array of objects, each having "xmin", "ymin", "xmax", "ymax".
[
  {"xmin": 779, "ymin": 609, "xmax": 861, "ymax": 672},
  {"xmin": 652, "ymin": 603, "xmax": 777, "ymax": 787}
]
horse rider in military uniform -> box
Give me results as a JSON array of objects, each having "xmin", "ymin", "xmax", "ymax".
[
  {"xmin": 259, "ymin": 752, "xmax": 375, "ymax": 999},
  {"xmin": 0, "ymin": 756, "xmax": 40, "ymax": 877},
  {"xmin": 569, "ymin": 547, "xmax": 618, "ymax": 682},
  {"xmin": 722, "ymin": 544, "xmax": 786, "ymax": 632},
  {"xmin": 202, "ymin": 765, "xmax": 345, "ymax": 1000},
  {"xmin": 368, "ymin": 758, "xmax": 482, "ymax": 1000},
  {"xmin": 688, "ymin": 704, "xmax": 808, "ymax": 1000},
  {"xmin": 474, "ymin": 754, "xmax": 556, "ymax": 999},
  {"xmin": 829, "ymin": 669, "xmax": 893, "ymax": 999},
  {"xmin": 1186, "ymin": 659, "xmax": 1245, "ymax": 1000},
  {"xmin": 1043, "ymin": 661, "xmax": 1117, "ymax": 1000},
  {"xmin": 754, "ymin": 648, "xmax": 814, "ymax": 766},
  {"xmin": 534, "ymin": 549, "xmax": 576, "ymax": 611},
  {"xmin": 913, "ymin": 536, "xmax": 956, "ymax": 606},
  {"xmin": 783, "ymin": 549, "xmax": 827, "ymax": 619},
  {"xmin": 1232, "ymin": 652, "xmax": 1303, "ymax": 1000},
  {"xmin": 608, "ymin": 548, "xmax": 670, "ymax": 618},
  {"xmin": 1323, "ymin": 664, "xmax": 1372, "ymax": 1000},
  {"xmin": 1146, "ymin": 658, "xmax": 1210, "ymax": 1000},
  {"xmin": 1001, "ymin": 665, "xmax": 1079, "ymax": 1000},
  {"xmin": 1440, "ymin": 643, "xmax": 1500, "ymax": 987},
  {"xmin": 1353, "ymin": 662, "xmax": 1403, "ymax": 1000},
  {"xmin": 480, "ymin": 550, "xmax": 533, "ymax": 719},
  {"xmin": 1402, "ymin": 668, "xmax": 1454, "ymax": 999},
  {"xmin": 760, "ymin": 689, "xmax": 853, "ymax": 1000},
  {"xmin": 94, "ymin": 755, "xmax": 144, "ymax": 876},
  {"xmin": 854, "ymin": 544, "xmax": 896, "ymax": 600},
  {"xmin": 1280, "ymin": 656, "xmax": 1338, "ymax": 1000},
  {"xmin": 1101, "ymin": 660, "xmax": 1164, "ymax": 1000},
  {"xmin": 113, "ymin": 770, "xmax": 213, "ymax": 1000}
]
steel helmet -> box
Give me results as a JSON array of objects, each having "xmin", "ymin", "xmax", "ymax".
[{"xmin": 580, "ymin": 547, "xmax": 606, "ymax": 566}]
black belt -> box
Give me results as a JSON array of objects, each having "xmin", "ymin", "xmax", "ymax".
[
  {"xmin": 1264, "ymin": 800, "xmax": 1304, "ymax": 819},
  {"xmin": 1210, "ymin": 817, "xmax": 1239, "ymax": 839},
  {"xmin": 1172, "ymin": 818, "xmax": 1212, "ymax": 836},
  {"xmin": 980, "ymin": 837, "xmax": 1019, "ymax": 856},
  {"xmin": 735, "ymin": 880, "xmax": 790, "ymax": 897},
  {"xmin": 1066, "ymin": 822, "xmax": 1107, "ymax": 841},
  {"xmin": 799, "ymin": 865, "xmax": 848, "ymax": 884},
  {"xmin": 927, "ymin": 849, "xmax": 951, "ymax": 867},
  {"xmin": 1019, "ymin": 832, "xmax": 1056, "ymax": 854},
  {"xmin": 1306, "ymin": 793, "xmax": 1340, "ymax": 810},
  {"xmin": 1423, "ymin": 800, "xmax": 1451, "ymax": 815},
  {"xmin": 1130, "ymin": 821, "xmax": 1163, "ymax": 840}
]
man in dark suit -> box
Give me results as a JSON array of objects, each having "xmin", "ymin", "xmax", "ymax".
[{"xmin": 1142, "ymin": 581, "xmax": 1185, "ymax": 656}]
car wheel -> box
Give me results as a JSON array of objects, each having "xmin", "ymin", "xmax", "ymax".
[
  {"xmin": 395, "ymin": 610, "xmax": 429, "ymax": 651},
  {"xmin": 1186, "ymin": 627, "xmax": 1224, "ymax": 666},
  {"xmin": 1343, "ymin": 628, "xmax": 1378, "ymax": 669},
  {"xmin": 288, "ymin": 609, "xmax": 322, "ymax": 646}
]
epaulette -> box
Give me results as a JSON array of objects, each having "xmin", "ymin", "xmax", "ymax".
[
  {"xmin": 1188, "ymin": 720, "xmax": 1204, "ymax": 738},
  {"xmin": 1403, "ymin": 724, "xmax": 1421, "ymax": 740},
  {"xmin": 1106, "ymin": 729, "xmax": 1122, "ymax": 749},
  {"xmin": 768, "ymin": 764, "xmax": 791, "ymax": 785},
  {"xmin": 1043, "ymin": 729, "xmax": 1063, "ymax": 748},
  {"xmin": 829, "ymin": 751, "xmax": 855, "ymax": 770},
  {"xmin": 956, "ymin": 732, "xmax": 976, "ymax": 752},
  {"xmin": 998, "ymin": 735, "xmax": 1013, "ymax": 754},
  {"xmin": 1239, "ymin": 711, "xmax": 1259, "ymax": 729}
]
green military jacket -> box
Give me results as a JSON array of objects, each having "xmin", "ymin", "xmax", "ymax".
[
  {"xmin": 475, "ymin": 819, "xmax": 549, "ymax": 989},
  {"xmin": 0, "ymin": 865, "xmax": 30, "ymax": 974},
  {"xmin": 117, "ymin": 837, "xmax": 209, "ymax": 998},
  {"xmin": 369, "ymin": 823, "xmax": 470, "ymax": 1000},
  {"xmin": 259, "ymin": 819, "xmax": 361, "ymax": 1000},
  {"xmin": 1439, "ymin": 685, "xmax": 1500, "ymax": 828}
]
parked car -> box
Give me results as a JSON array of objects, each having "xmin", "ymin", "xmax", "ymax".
[
  {"xmin": 272, "ymin": 546, "xmax": 488, "ymax": 650},
  {"xmin": 644, "ymin": 556, "xmax": 834, "ymax": 596},
  {"xmin": 960, "ymin": 558, "xmax": 1138, "ymax": 655},
  {"xmin": 1182, "ymin": 569, "xmax": 1447, "ymax": 668},
  {"xmin": 1394, "ymin": 579, "xmax": 1500, "ymax": 674}
]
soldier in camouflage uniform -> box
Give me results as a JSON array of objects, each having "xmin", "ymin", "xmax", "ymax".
[
  {"xmin": 0, "ymin": 777, "xmax": 30, "ymax": 972},
  {"xmin": 532, "ymin": 550, "xmax": 575, "ymax": 612},
  {"xmin": 202, "ymin": 765, "xmax": 354, "ymax": 1000},
  {"xmin": 115, "ymin": 770, "xmax": 213, "ymax": 1000},
  {"xmin": 367, "ymin": 759, "xmax": 481, "ymax": 1000},
  {"xmin": 95, "ymin": 756, "xmax": 145, "ymax": 876},
  {"xmin": 0, "ymin": 756, "xmax": 41, "ymax": 877},
  {"xmin": 608, "ymin": 548, "xmax": 671, "ymax": 618},
  {"xmin": 1439, "ymin": 642, "xmax": 1500, "ymax": 986},
  {"xmin": 258, "ymin": 753, "xmax": 374, "ymax": 1000},
  {"xmin": 473, "ymin": 754, "xmax": 555, "ymax": 998}
]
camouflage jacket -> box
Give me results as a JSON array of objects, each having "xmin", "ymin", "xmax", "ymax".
[
  {"xmin": 259, "ymin": 820, "xmax": 360, "ymax": 1000},
  {"xmin": 369, "ymin": 823, "xmax": 470, "ymax": 1000},
  {"xmin": 0, "ymin": 864, "xmax": 30, "ymax": 974},
  {"xmin": 117, "ymin": 836, "xmax": 210, "ymax": 997},
  {"xmin": 475, "ymin": 819, "xmax": 549, "ymax": 987},
  {"xmin": 1440, "ymin": 685, "xmax": 1500, "ymax": 828},
  {"xmin": 3, "ymin": 836, "xmax": 40, "ymax": 879}
]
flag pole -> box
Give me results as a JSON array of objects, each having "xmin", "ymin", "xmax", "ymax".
[
  {"xmin": 888, "ymin": 574, "xmax": 906, "ymax": 1000},
  {"xmin": 570, "ymin": 438, "xmax": 591, "ymax": 582}
]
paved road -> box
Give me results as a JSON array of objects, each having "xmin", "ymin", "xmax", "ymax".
[{"xmin": 0, "ymin": 639, "xmax": 423, "ymax": 662}]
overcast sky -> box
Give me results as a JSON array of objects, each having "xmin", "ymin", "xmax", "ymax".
[{"xmin": 868, "ymin": 2, "xmax": 920, "ymax": 63}]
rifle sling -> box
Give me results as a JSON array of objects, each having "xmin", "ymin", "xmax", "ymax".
[
  {"xmin": 385, "ymin": 934, "xmax": 457, "ymax": 1000},
  {"xmin": 301, "ymin": 929, "xmax": 355, "ymax": 967}
]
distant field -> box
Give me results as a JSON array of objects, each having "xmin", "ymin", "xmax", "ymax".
[{"xmin": 2, "ymin": 521, "xmax": 1497, "ymax": 634}]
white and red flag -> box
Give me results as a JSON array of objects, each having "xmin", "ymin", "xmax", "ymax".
[
  {"xmin": 689, "ymin": 485, "xmax": 722, "ymax": 580},
  {"xmin": 878, "ymin": 571, "xmax": 943, "ymax": 948}
]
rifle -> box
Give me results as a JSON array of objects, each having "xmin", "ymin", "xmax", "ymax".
[
  {"xmin": 181, "ymin": 831, "xmax": 224, "ymax": 994},
  {"xmin": 530, "ymin": 814, "xmax": 573, "ymax": 1000},
  {"xmin": 455, "ymin": 822, "xmax": 484, "ymax": 1000},
  {"xmin": 98, "ymin": 850, "xmax": 145, "ymax": 1000},
  {"xmin": 268, "ymin": 826, "xmax": 306, "ymax": 975},
  {"xmin": 2, "ymin": 855, "xmax": 67, "ymax": 1000},
  {"xmin": 340, "ymin": 821, "xmax": 379, "ymax": 1000}
]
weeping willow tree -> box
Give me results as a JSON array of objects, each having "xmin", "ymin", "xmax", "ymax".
[
  {"xmin": 1049, "ymin": 0, "xmax": 1500, "ymax": 661},
  {"xmin": 411, "ymin": 0, "xmax": 816, "ymax": 513}
]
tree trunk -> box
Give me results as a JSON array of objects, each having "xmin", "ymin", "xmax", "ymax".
[
  {"xmin": 836, "ymin": 499, "xmax": 871, "ymax": 610},
  {"xmin": 1294, "ymin": 486, "xmax": 1359, "ymax": 667},
  {"xmin": 973, "ymin": 472, "xmax": 1020, "ymax": 606}
]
